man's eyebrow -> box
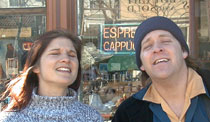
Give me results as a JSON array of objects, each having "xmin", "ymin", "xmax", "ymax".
[
  {"xmin": 158, "ymin": 34, "xmax": 172, "ymax": 38},
  {"xmin": 142, "ymin": 37, "xmax": 151, "ymax": 46},
  {"xmin": 141, "ymin": 33, "xmax": 173, "ymax": 46}
]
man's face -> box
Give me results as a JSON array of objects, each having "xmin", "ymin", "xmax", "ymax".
[{"xmin": 140, "ymin": 30, "xmax": 188, "ymax": 80}]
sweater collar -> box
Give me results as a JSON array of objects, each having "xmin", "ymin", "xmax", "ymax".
[
  {"xmin": 29, "ymin": 87, "xmax": 77, "ymax": 108},
  {"xmin": 21, "ymin": 88, "xmax": 79, "ymax": 119}
]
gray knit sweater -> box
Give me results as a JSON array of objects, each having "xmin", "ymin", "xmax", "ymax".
[{"xmin": 0, "ymin": 88, "xmax": 104, "ymax": 122}]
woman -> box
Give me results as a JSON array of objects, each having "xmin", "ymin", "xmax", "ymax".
[{"xmin": 0, "ymin": 30, "xmax": 103, "ymax": 122}]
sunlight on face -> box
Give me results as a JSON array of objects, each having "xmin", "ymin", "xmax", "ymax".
[
  {"xmin": 140, "ymin": 30, "xmax": 188, "ymax": 80},
  {"xmin": 33, "ymin": 37, "xmax": 79, "ymax": 95}
]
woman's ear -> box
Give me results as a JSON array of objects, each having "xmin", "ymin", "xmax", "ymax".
[{"xmin": 32, "ymin": 67, "xmax": 40, "ymax": 74}]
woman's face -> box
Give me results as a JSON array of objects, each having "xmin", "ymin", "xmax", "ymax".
[{"xmin": 33, "ymin": 37, "xmax": 79, "ymax": 90}]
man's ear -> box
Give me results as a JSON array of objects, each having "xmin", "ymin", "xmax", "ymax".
[
  {"xmin": 183, "ymin": 51, "xmax": 188, "ymax": 59},
  {"xmin": 140, "ymin": 65, "xmax": 145, "ymax": 71}
]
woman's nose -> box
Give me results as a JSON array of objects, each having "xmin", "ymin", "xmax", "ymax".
[{"xmin": 60, "ymin": 54, "xmax": 71, "ymax": 63}]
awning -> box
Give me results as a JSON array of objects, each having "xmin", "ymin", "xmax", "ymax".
[{"xmin": 107, "ymin": 55, "xmax": 138, "ymax": 71}]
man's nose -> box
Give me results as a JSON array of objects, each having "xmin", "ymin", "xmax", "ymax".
[{"xmin": 153, "ymin": 43, "xmax": 163, "ymax": 53}]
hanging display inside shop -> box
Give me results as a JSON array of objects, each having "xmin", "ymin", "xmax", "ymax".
[{"xmin": 0, "ymin": 27, "xmax": 31, "ymax": 38}]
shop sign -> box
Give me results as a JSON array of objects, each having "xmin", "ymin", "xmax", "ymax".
[
  {"xmin": 120, "ymin": 0, "xmax": 189, "ymax": 20},
  {"xmin": 100, "ymin": 24, "xmax": 138, "ymax": 54},
  {"xmin": 0, "ymin": 27, "xmax": 31, "ymax": 38}
]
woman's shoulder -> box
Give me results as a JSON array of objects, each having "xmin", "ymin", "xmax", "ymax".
[
  {"xmin": 0, "ymin": 111, "xmax": 20, "ymax": 122},
  {"xmin": 75, "ymin": 101, "xmax": 100, "ymax": 113},
  {"xmin": 74, "ymin": 101, "xmax": 104, "ymax": 121}
]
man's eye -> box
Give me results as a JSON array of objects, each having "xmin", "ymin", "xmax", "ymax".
[
  {"xmin": 143, "ymin": 44, "xmax": 152, "ymax": 50},
  {"xmin": 162, "ymin": 40, "xmax": 171, "ymax": 44}
]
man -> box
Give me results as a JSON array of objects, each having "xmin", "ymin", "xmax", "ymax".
[{"xmin": 112, "ymin": 16, "xmax": 210, "ymax": 122}]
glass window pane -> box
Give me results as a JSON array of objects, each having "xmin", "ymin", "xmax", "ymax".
[
  {"xmin": 0, "ymin": 2, "xmax": 46, "ymax": 106},
  {"xmin": 78, "ymin": 0, "xmax": 190, "ymax": 120},
  {"xmin": 0, "ymin": 0, "xmax": 46, "ymax": 8},
  {"xmin": 197, "ymin": 0, "xmax": 210, "ymax": 68},
  {"xmin": 0, "ymin": 14, "xmax": 46, "ymax": 82}
]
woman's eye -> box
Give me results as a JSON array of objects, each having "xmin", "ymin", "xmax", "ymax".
[
  {"xmin": 68, "ymin": 53, "xmax": 77, "ymax": 57},
  {"xmin": 50, "ymin": 52, "xmax": 59, "ymax": 55}
]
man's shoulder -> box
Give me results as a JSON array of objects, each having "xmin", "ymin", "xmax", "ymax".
[
  {"xmin": 118, "ymin": 85, "xmax": 152, "ymax": 111},
  {"xmin": 119, "ymin": 96, "xmax": 149, "ymax": 108},
  {"xmin": 117, "ymin": 96, "xmax": 151, "ymax": 115},
  {"xmin": 196, "ymin": 68, "xmax": 210, "ymax": 93},
  {"xmin": 196, "ymin": 68, "xmax": 210, "ymax": 78},
  {"xmin": 112, "ymin": 96, "xmax": 153, "ymax": 122}
]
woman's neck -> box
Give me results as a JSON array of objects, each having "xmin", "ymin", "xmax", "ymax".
[{"xmin": 38, "ymin": 85, "xmax": 68, "ymax": 97}]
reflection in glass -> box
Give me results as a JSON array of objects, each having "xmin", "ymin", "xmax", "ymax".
[
  {"xmin": 198, "ymin": 0, "xmax": 210, "ymax": 63},
  {"xmin": 79, "ymin": 1, "xmax": 190, "ymax": 120},
  {"xmin": 0, "ymin": 15, "xmax": 46, "ymax": 81}
]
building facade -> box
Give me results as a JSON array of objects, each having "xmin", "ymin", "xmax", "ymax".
[{"xmin": 0, "ymin": 0, "xmax": 210, "ymax": 120}]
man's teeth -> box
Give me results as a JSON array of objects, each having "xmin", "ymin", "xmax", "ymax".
[
  {"xmin": 57, "ymin": 68, "xmax": 70, "ymax": 72},
  {"xmin": 155, "ymin": 59, "xmax": 169, "ymax": 64}
]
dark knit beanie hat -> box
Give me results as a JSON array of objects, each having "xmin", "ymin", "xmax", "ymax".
[{"xmin": 134, "ymin": 16, "xmax": 189, "ymax": 69}]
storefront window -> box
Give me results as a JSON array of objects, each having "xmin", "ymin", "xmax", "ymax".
[
  {"xmin": 0, "ymin": 15, "xmax": 46, "ymax": 78},
  {"xmin": 0, "ymin": 0, "xmax": 46, "ymax": 8},
  {"xmin": 196, "ymin": 0, "xmax": 210, "ymax": 68},
  {"xmin": 0, "ymin": 1, "xmax": 46, "ymax": 97},
  {"xmin": 78, "ymin": 0, "xmax": 189, "ymax": 120}
]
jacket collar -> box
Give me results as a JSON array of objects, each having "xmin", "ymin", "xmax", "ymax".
[
  {"xmin": 133, "ymin": 82, "xmax": 151, "ymax": 100},
  {"xmin": 133, "ymin": 68, "xmax": 210, "ymax": 100}
]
